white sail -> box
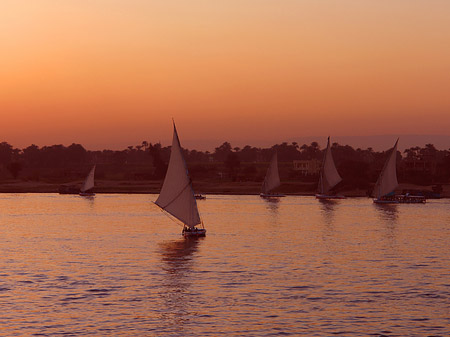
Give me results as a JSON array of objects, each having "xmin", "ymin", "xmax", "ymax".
[
  {"xmin": 80, "ymin": 165, "xmax": 95, "ymax": 193},
  {"xmin": 373, "ymin": 139, "xmax": 399, "ymax": 199},
  {"xmin": 318, "ymin": 137, "xmax": 342, "ymax": 194},
  {"xmin": 155, "ymin": 123, "xmax": 201, "ymax": 228},
  {"xmin": 262, "ymin": 151, "xmax": 281, "ymax": 194}
]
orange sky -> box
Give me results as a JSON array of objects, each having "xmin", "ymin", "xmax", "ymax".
[{"xmin": 1, "ymin": 0, "xmax": 450, "ymax": 150}]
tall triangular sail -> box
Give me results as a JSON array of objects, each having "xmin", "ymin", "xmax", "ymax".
[
  {"xmin": 373, "ymin": 139, "xmax": 399, "ymax": 199},
  {"xmin": 262, "ymin": 151, "xmax": 281, "ymax": 194},
  {"xmin": 80, "ymin": 165, "xmax": 95, "ymax": 193},
  {"xmin": 155, "ymin": 123, "xmax": 201, "ymax": 228},
  {"xmin": 318, "ymin": 137, "xmax": 342, "ymax": 194}
]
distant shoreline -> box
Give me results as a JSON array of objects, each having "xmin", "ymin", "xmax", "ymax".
[{"xmin": 0, "ymin": 180, "xmax": 448, "ymax": 198}]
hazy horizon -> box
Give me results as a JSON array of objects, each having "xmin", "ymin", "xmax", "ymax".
[
  {"xmin": 2, "ymin": 1, "xmax": 450, "ymax": 149},
  {"xmin": 4, "ymin": 133, "xmax": 450, "ymax": 153}
]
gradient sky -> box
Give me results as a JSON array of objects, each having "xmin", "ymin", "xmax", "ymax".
[{"xmin": 1, "ymin": 0, "xmax": 450, "ymax": 150}]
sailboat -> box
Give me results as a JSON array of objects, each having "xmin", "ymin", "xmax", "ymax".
[
  {"xmin": 372, "ymin": 139, "xmax": 425, "ymax": 204},
  {"xmin": 316, "ymin": 137, "xmax": 345, "ymax": 199},
  {"xmin": 155, "ymin": 122, "xmax": 206, "ymax": 237},
  {"xmin": 79, "ymin": 164, "xmax": 96, "ymax": 196},
  {"xmin": 260, "ymin": 151, "xmax": 285, "ymax": 198},
  {"xmin": 194, "ymin": 193, "xmax": 206, "ymax": 200}
]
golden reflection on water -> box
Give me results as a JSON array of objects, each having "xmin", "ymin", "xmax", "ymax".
[
  {"xmin": 374, "ymin": 203, "xmax": 399, "ymax": 245},
  {"xmin": 158, "ymin": 237, "xmax": 203, "ymax": 334},
  {"xmin": 318, "ymin": 199, "xmax": 338, "ymax": 223},
  {"xmin": 0, "ymin": 194, "xmax": 449, "ymax": 336},
  {"xmin": 81, "ymin": 195, "xmax": 96, "ymax": 208},
  {"xmin": 374, "ymin": 203, "xmax": 399, "ymax": 223},
  {"xmin": 262, "ymin": 197, "xmax": 280, "ymax": 224}
]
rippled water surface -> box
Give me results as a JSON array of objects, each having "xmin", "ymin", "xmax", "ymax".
[{"xmin": 0, "ymin": 194, "xmax": 449, "ymax": 336}]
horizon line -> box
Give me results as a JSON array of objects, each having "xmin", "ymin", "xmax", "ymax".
[{"xmin": 3, "ymin": 133, "xmax": 450, "ymax": 152}]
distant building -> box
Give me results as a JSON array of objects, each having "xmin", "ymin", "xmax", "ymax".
[
  {"xmin": 401, "ymin": 157, "xmax": 437, "ymax": 175},
  {"xmin": 293, "ymin": 159, "xmax": 321, "ymax": 175}
]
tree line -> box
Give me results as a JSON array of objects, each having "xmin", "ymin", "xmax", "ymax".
[{"xmin": 1, "ymin": 141, "xmax": 449, "ymax": 189}]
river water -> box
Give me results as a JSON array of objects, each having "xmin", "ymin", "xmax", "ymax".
[{"xmin": 0, "ymin": 193, "xmax": 449, "ymax": 336}]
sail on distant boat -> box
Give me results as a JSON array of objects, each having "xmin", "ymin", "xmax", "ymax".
[
  {"xmin": 373, "ymin": 139, "xmax": 398, "ymax": 201},
  {"xmin": 79, "ymin": 165, "xmax": 96, "ymax": 196},
  {"xmin": 155, "ymin": 122, "xmax": 206, "ymax": 236},
  {"xmin": 316, "ymin": 137, "xmax": 345, "ymax": 199},
  {"xmin": 373, "ymin": 138, "xmax": 425, "ymax": 204},
  {"xmin": 260, "ymin": 151, "xmax": 284, "ymax": 198}
]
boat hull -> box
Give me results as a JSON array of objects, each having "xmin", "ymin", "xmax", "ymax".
[
  {"xmin": 315, "ymin": 194, "xmax": 346, "ymax": 200},
  {"xmin": 373, "ymin": 199, "xmax": 399, "ymax": 204},
  {"xmin": 373, "ymin": 195, "xmax": 426, "ymax": 204},
  {"xmin": 195, "ymin": 194, "xmax": 206, "ymax": 200},
  {"xmin": 260, "ymin": 193, "xmax": 285, "ymax": 198},
  {"xmin": 79, "ymin": 192, "xmax": 96, "ymax": 197},
  {"xmin": 182, "ymin": 228, "xmax": 206, "ymax": 237}
]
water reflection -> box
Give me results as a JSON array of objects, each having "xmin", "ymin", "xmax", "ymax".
[
  {"xmin": 262, "ymin": 197, "xmax": 280, "ymax": 214},
  {"xmin": 318, "ymin": 199, "xmax": 338, "ymax": 223},
  {"xmin": 374, "ymin": 203, "xmax": 399, "ymax": 244},
  {"xmin": 1, "ymin": 194, "xmax": 449, "ymax": 336},
  {"xmin": 81, "ymin": 195, "xmax": 95, "ymax": 209},
  {"xmin": 374, "ymin": 203, "xmax": 398, "ymax": 224},
  {"xmin": 158, "ymin": 237, "xmax": 203, "ymax": 333}
]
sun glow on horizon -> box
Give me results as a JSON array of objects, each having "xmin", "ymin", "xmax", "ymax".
[{"xmin": 1, "ymin": 0, "xmax": 450, "ymax": 149}]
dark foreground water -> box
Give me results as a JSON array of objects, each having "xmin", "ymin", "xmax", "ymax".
[{"xmin": 0, "ymin": 194, "xmax": 449, "ymax": 336}]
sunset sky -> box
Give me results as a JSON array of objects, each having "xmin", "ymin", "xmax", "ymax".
[{"xmin": 1, "ymin": 1, "xmax": 450, "ymax": 150}]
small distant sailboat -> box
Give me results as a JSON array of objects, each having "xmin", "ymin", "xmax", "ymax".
[
  {"xmin": 260, "ymin": 151, "xmax": 285, "ymax": 198},
  {"xmin": 79, "ymin": 165, "xmax": 96, "ymax": 196},
  {"xmin": 155, "ymin": 122, "xmax": 206, "ymax": 237},
  {"xmin": 372, "ymin": 139, "xmax": 425, "ymax": 204},
  {"xmin": 316, "ymin": 137, "xmax": 345, "ymax": 199}
]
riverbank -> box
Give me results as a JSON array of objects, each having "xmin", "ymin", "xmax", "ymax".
[{"xmin": 0, "ymin": 180, "xmax": 448, "ymax": 197}]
